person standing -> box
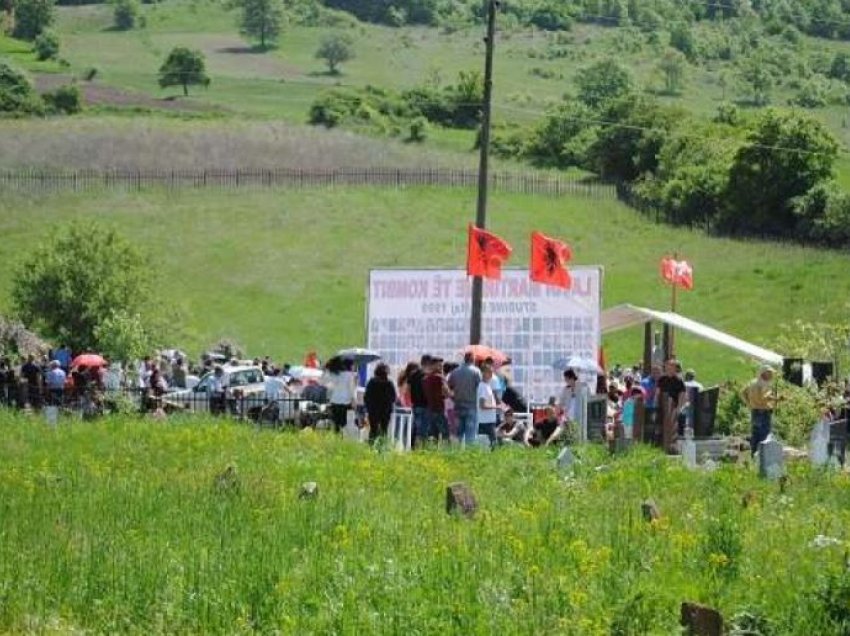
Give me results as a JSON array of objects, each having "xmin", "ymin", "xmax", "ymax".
[
  {"xmin": 326, "ymin": 357, "xmax": 356, "ymax": 434},
  {"xmin": 448, "ymin": 352, "xmax": 482, "ymax": 446},
  {"xmin": 21, "ymin": 354, "xmax": 42, "ymax": 409},
  {"xmin": 408, "ymin": 355, "xmax": 430, "ymax": 447},
  {"xmin": 657, "ymin": 358, "xmax": 687, "ymax": 452},
  {"xmin": 45, "ymin": 360, "xmax": 66, "ymax": 406},
  {"xmin": 364, "ymin": 363, "xmax": 396, "ymax": 442},
  {"xmin": 477, "ymin": 365, "xmax": 500, "ymax": 446},
  {"xmin": 741, "ymin": 365, "xmax": 778, "ymax": 456},
  {"xmin": 558, "ymin": 369, "xmax": 580, "ymax": 435},
  {"xmin": 422, "ymin": 357, "xmax": 449, "ymax": 443}
]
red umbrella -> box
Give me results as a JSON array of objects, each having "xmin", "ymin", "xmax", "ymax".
[
  {"xmin": 71, "ymin": 353, "xmax": 106, "ymax": 368},
  {"xmin": 461, "ymin": 344, "xmax": 510, "ymax": 366}
]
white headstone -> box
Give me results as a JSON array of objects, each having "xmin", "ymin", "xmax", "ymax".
[
  {"xmin": 557, "ymin": 447, "xmax": 575, "ymax": 471},
  {"xmin": 758, "ymin": 436, "xmax": 785, "ymax": 479},
  {"xmin": 44, "ymin": 406, "xmax": 58, "ymax": 427},
  {"xmin": 681, "ymin": 438, "xmax": 697, "ymax": 469},
  {"xmin": 809, "ymin": 420, "xmax": 830, "ymax": 467}
]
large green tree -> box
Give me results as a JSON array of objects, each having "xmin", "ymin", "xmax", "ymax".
[
  {"xmin": 724, "ymin": 109, "xmax": 838, "ymax": 236},
  {"xmin": 10, "ymin": 222, "xmax": 164, "ymax": 353},
  {"xmin": 575, "ymin": 59, "xmax": 632, "ymax": 110},
  {"xmin": 158, "ymin": 47, "xmax": 210, "ymax": 96},
  {"xmin": 315, "ymin": 32, "xmax": 355, "ymax": 74},
  {"xmin": 240, "ymin": 0, "xmax": 282, "ymax": 50},
  {"xmin": 11, "ymin": 0, "xmax": 54, "ymax": 40}
]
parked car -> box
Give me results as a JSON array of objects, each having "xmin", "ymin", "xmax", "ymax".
[{"xmin": 166, "ymin": 366, "xmax": 304, "ymax": 423}]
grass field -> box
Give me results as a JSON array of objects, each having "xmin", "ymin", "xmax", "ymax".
[
  {"xmin": 4, "ymin": 0, "xmax": 850, "ymax": 159},
  {"xmin": 2, "ymin": 414, "xmax": 850, "ymax": 633},
  {"xmin": 0, "ymin": 186, "xmax": 847, "ymax": 383}
]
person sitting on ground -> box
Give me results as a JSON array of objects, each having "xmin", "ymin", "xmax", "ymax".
[
  {"xmin": 497, "ymin": 409, "xmax": 526, "ymax": 444},
  {"xmin": 525, "ymin": 405, "xmax": 566, "ymax": 447}
]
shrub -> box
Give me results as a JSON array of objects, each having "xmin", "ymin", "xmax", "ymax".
[
  {"xmin": 113, "ymin": 0, "xmax": 139, "ymax": 30},
  {"xmin": 407, "ymin": 116, "xmax": 428, "ymax": 142},
  {"xmin": 33, "ymin": 30, "xmax": 59, "ymax": 60},
  {"xmin": 12, "ymin": 0, "xmax": 54, "ymax": 40},
  {"xmin": 82, "ymin": 67, "xmax": 98, "ymax": 81},
  {"xmin": 0, "ymin": 62, "xmax": 45, "ymax": 116},
  {"xmin": 43, "ymin": 83, "xmax": 82, "ymax": 114}
]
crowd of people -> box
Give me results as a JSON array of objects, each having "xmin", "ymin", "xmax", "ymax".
[{"xmin": 0, "ymin": 343, "xmax": 718, "ymax": 453}]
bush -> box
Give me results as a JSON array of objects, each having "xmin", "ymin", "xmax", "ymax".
[
  {"xmin": 42, "ymin": 83, "xmax": 82, "ymax": 114},
  {"xmin": 82, "ymin": 67, "xmax": 98, "ymax": 81},
  {"xmin": 113, "ymin": 0, "xmax": 139, "ymax": 30},
  {"xmin": 0, "ymin": 62, "xmax": 45, "ymax": 116},
  {"xmin": 33, "ymin": 30, "xmax": 59, "ymax": 61},
  {"xmin": 407, "ymin": 116, "xmax": 428, "ymax": 142},
  {"xmin": 12, "ymin": 0, "xmax": 54, "ymax": 40}
]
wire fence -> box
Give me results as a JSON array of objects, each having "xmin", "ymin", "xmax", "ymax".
[{"xmin": 0, "ymin": 167, "xmax": 618, "ymax": 198}]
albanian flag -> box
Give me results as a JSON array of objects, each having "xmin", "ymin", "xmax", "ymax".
[
  {"xmin": 660, "ymin": 257, "xmax": 694, "ymax": 290},
  {"xmin": 530, "ymin": 231, "xmax": 572, "ymax": 289},
  {"xmin": 467, "ymin": 224, "xmax": 513, "ymax": 280}
]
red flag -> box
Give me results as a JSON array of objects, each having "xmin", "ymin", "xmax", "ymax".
[
  {"xmin": 530, "ymin": 231, "xmax": 572, "ymax": 289},
  {"xmin": 467, "ymin": 224, "xmax": 512, "ymax": 280},
  {"xmin": 660, "ymin": 257, "xmax": 694, "ymax": 290}
]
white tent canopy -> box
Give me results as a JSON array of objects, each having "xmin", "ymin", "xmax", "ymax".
[{"xmin": 601, "ymin": 304, "xmax": 784, "ymax": 366}]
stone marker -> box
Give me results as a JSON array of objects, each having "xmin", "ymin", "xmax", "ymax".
[
  {"xmin": 476, "ymin": 434, "xmax": 492, "ymax": 450},
  {"xmin": 680, "ymin": 601, "xmax": 723, "ymax": 636},
  {"xmin": 809, "ymin": 420, "xmax": 830, "ymax": 467},
  {"xmin": 641, "ymin": 498, "xmax": 660, "ymax": 523},
  {"xmin": 299, "ymin": 481, "xmax": 319, "ymax": 500},
  {"xmin": 44, "ymin": 405, "xmax": 58, "ymax": 427},
  {"xmin": 556, "ymin": 447, "xmax": 575, "ymax": 471},
  {"xmin": 758, "ymin": 436, "xmax": 785, "ymax": 479},
  {"xmin": 681, "ymin": 428, "xmax": 697, "ymax": 469},
  {"xmin": 741, "ymin": 490, "xmax": 757, "ymax": 509},
  {"xmin": 446, "ymin": 482, "xmax": 478, "ymax": 518},
  {"xmin": 214, "ymin": 465, "xmax": 240, "ymax": 495}
]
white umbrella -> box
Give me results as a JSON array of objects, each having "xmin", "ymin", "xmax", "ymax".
[
  {"xmin": 552, "ymin": 355, "xmax": 603, "ymax": 375},
  {"xmin": 335, "ymin": 348, "xmax": 382, "ymax": 364},
  {"xmin": 288, "ymin": 366, "xmax": 324, "ymax": 380}
]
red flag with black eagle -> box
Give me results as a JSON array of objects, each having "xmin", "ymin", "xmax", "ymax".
[
  {"xmin": 660, "ymin": 257, "xmax": 694, "ymax": 290},
  {"xmin": 530, "ymin": 231, "xmax": 572, "ymax": 289},
  {"xmin": 466, "ymin": 224, "xmax": 513, "ymax": 280}
]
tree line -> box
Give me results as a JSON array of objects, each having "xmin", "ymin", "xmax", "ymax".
[{"xmin": 491, "ymin": 58, "xmax": 848, "ymax": 247}]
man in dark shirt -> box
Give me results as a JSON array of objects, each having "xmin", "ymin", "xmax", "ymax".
[
  {"xmin": 422, "ymin": 357, "xmax": 448, "ymax": 442},
  {"xmin": 21, "ymin": 355, "xmax": 42, "ymax": 408},
  {"xmin": 408, "ymin": 354, "xmax": 430, "ymax": 447},
  {"xmin": 657, "ymin": 358, "xmax": 687, "ymax": 451}
]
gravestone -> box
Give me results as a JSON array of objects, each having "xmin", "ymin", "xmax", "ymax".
[
  {"xmin": 299, "ymin": 481, "xmax": 319, "ymax": 500},
  {"xmin": 680, "ymin": 602, "xmax": 723, "ymax": 636},
  {"xmin": 693, "ymin": 387, "xmax": 719, "ymax": 438},
  {"xmin": 681, "ymin": 428, "xmax": 697, "ymax": 469},
  {"xmin": 810, "ymin": 420, "xmax": 830, "ymax": 467},
  {"xmin": 44, "ymin": 405, "xmax": 58, "ymax": 427},
  {"xmin": 641, "ymin": 498, "xmax": 660, "ymax": 522},
  {"xmin": 476, "ymin": 434, "xmax": 492, "ymax": 450},
  {"xmin": 758, "ymin": 437, "xmax": 785, "ymax": 479},
  {"xmin": 446, "ymin": 482, "xmax": 478, "ymax": 518},
  {"xmin": 556, "ymin": 447, "xmax": 575, "ymax": 471},
  {"xmin": 214, "ymin": 466, "xmax": 240, "ymax": 495}
]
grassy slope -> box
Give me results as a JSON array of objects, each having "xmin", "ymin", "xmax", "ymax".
[
  {"xmin": 0, "ymin": 186, "xmax": 847, "ymax": 383},
  {"xmin": 1, "ymin": 416, "xmax": 848, "ymax": 633},
  {"xmin": 15, "ymin": 2, "xmax": 843, "ymax": 156}
]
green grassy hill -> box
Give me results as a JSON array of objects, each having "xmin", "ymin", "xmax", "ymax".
[
  {"xmin": 0, "ymin": 185, "xmax": 847, "ymax": 383},
  {"xmin": 1, "ymin": 415, "xmax": 848, "ymax": 633}
]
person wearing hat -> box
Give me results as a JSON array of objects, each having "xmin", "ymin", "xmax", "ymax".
[{"xmin": 741, "ymin": 365, "xmax": 778, "ymax": 455}]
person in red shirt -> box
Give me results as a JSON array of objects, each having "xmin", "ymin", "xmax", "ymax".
[{"xmin": 422, "ymin": 357, "xmax": 449, "ymax": 443}]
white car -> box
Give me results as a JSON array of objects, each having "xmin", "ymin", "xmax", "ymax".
[{"xmin": 167, "ymin": 366, "xmax": 301, "ymax": 422}]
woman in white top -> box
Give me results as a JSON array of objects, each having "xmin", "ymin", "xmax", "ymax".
[
  {"xmin": 326, "ymin": 356, "xmax": 357, "ymax": 433},
  {"xmin": 477, "ymin": 365, "xmax": 500, "ymax": 445}
]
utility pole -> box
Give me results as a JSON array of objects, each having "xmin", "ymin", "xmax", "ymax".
[{"xmin": 469, "ymin": 0, "xmax": 497, "ymax": 345}]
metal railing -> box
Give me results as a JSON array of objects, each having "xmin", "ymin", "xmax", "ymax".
[{"xmin": 0, "ymin": 167, "xmax": 617, "ymax": 198}]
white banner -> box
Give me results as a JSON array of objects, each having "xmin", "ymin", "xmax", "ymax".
[{"xmin": 367, "ymin": 268, "xmax": 602, "ymax": 402}]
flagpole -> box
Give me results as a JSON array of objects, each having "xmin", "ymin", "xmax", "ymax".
[
  {"xmin": 469, "ymin": 0, "xmax": 497, "ymax": 346},
  {"xmin": 670, "ymin": 251, "xmax": 678, "ymax": 358}
]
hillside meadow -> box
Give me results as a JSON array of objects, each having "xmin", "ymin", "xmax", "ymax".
[
  {"xmin": 0, "ymin": 185, "xmax": 847, "ymax": 383},
  {"xmin": 2, "ymin": 414, "xmax": 850, "ymax": 633}
]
